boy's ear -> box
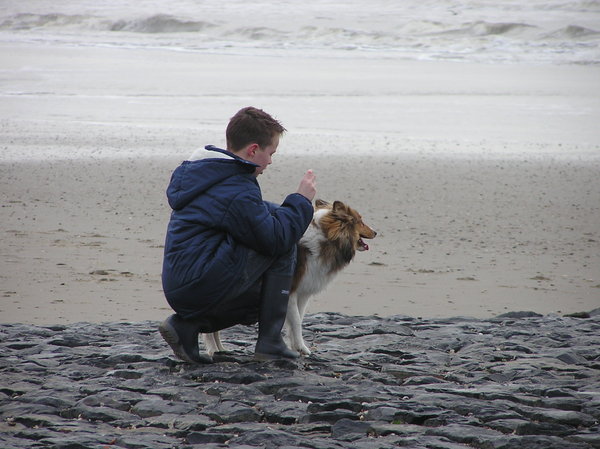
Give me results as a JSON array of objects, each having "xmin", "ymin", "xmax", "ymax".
[{"xmin": 246, "ymin": 143, "xmax": 259, "ymax": 157}]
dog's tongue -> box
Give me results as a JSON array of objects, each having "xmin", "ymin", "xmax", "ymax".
[{"xmin": 358, "ymin": 238, "xmax": 369, "ymax": 251}]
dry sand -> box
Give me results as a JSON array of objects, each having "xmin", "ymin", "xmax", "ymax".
[{"xmin": 1, "ymin": 43, "xmax": 599, "ymax": 324}]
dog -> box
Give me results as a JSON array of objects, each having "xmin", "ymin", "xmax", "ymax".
[{"xmin": 203, "ymin": 199, "xmax": 376, "ymax": 356}]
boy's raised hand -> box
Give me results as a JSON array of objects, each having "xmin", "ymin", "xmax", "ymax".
[{"xmin": 296, "ymin": 169, "xmax": 317, "ymax": 201}]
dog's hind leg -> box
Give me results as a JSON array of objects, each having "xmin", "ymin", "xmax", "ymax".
[
  {"xmin": 213, "ymin": 331, "xmax": 226, "ymax": 353},
  {"xmin": 202, "ymin": 332, "xmax": 220, "ymax": 356},
  {"xmin": 285, "ymin": 293, "xmax": 311, "ymax": 355}
]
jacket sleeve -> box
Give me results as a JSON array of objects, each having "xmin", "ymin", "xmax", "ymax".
[{"xmin": 222, "ymin": 188, "xmax": 314, "ymax": 256}]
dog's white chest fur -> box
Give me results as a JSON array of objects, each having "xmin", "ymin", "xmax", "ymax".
[{"xmin": 295, "ymin": 214, "xmax": 338, "ymax": 297}]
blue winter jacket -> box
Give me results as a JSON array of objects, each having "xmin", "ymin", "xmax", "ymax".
[{"xmin": 162, "ymin": 145, "xmax": 314, "ymax": 318}]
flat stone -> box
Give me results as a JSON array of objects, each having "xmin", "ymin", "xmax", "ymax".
[
  {"xmin": 330, "ymin": 418, "xmax": 375, "ymax": 440},
  {"xmin": 185, "ymin": 431, "xmax": 232, "ymax": 445},
  {"xmin": 201, "ymin": 400, "xmax": 262, "ymax": 423},
  {"xmin": 230, "ymin": 428, "xmax": 322, "ymax": 448},
  {"xmin": 298, "ymin": 408, "xmax": 359, "ymax": 424},
  {"xmin": 62, "ymin": 402, "xmax": 140, "ymax": 424},
  {"xmin": 527, "ymin": 409, "xmax": 597, "ymax": 427},
  {"xmin": 130, "ymin": 398, "xmax": 196, "ymax": 418},
  {"xmin": 257, "ymin": 400, "xmax": 309, "ymax": 424}
]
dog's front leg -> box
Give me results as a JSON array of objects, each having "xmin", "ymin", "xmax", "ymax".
[{"xmin": 285, "ymin": 293, "xmax": 311, "ymax": 355}]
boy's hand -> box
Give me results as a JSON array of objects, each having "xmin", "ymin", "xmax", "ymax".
[{"xmin": 297, "ymin": 169, "xmax": 316, "ymax": 201}]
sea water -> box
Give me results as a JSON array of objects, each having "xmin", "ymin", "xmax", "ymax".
[
  {"xmin": 1, "ymin": 0, "xmax": 599, "ymax": 64},
  {"xmin": 1, "ymin": 1, "xmax": 599, "ymax": 161}
]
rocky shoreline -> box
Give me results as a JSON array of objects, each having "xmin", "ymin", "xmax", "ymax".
[{"xmin": 1, "ymin": 311, "xmax": 599, "ymax": 449}]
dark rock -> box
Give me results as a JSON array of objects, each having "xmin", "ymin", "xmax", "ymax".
[
  {"xmin": 298, "ymin": 408, "xmax": 359, "ymax": 424},
  {"xmin": 425, "ymin": 423, "xmax": 505, "ymax": 446},
  {"xmin": 258, "ymin": 400, "xmax": 309, "ymax": 424},
  {"xmin": 527, "ymin": 408, "xmax": 596, "ymax": 427},
  {"xmin": 331, "ymin": 418, "xmax": 374, "ymax": 440},
  {"xmin": 202, "ymin": 400, "xmax": 262, "ymax": 423},
  {"xmin": 62, "ymin": 402, "xmax": 140, "ymax": 423},
  {"xmin": 589, "ymin": 307, "xmax": 600, "ymax": 316},
  {"xmin": 1, "ymin": 403, "xmax": 59, "ymax": 418},
  {"xmin": 307, "ymin": 400, "xmax": 363, "ymax": 413},
  {"xmin": 568, "ymin": 432, "xmax": 600, "ymax": 448},
  {"xmin": 514, "ymin": 420, "xmax": 575, "ymax": 436},
  {"xmin": 229, "ymin": 428, "xmax": 307, "ymax": 448},
  {"xmin": 492, "ymin": 435, "xmax": 594, "ymax": 449},
  {"xmin": 130, "ymin": 398, "xmax": 196, "ymax": 418},
  {"xmin": 564, "ymin": 311, "xmax": 592, "ymax": 318},
  {"xmin": 486, "ymin": 418, "xmax": 531, "ymax": 434},
  {"xmin": 79, "ymin": 390, "xmax": 143, "ymax": 411},
  {"xmin": 368, "ymin": 422, "xmax": 425, "ymax": 437},
  {"xmin": 47, "ymin": 335, "xmax": 92, "ymax": 347},
  {"xmin": 556, "ymin": 351, "xmax": 589, "ymax": 365},
  {"xmin": 115, "ymin": 432, "xmax": 181, "ymax": 449},
  {"xmin": 1, "ymin": 310, "xmax": 598, "ymax": 449},
  {"xmin": 184, "ymin": 363, "xmax": 267, "ymax": 384},
  {"xmin": 186, "ymin": 431, "xmax": 232, "ymax": 444},
  {"xmin": 494, "ymin": 311, "xmax": 544, "ymax": 319}
]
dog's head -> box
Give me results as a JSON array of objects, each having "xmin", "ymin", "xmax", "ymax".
[{"xmin": 314, "ymin": 199, "xmax": 377, "ymax": 252}]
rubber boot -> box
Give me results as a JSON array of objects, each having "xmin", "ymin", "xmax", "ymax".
[
  {"xmin": 254, "ymin": 273, "xmax": 300, "ymax": 360},
  {"xmin": 158, "ymin": 314, "xmax": 214, "ymax": 364}
]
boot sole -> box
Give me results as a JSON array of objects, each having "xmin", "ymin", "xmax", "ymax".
[
  {"xmin": 158, "ymin": 320, "xmax": 193, "ymax": 363},
  {"xmin": 254, "ymin": 351, "xmax": 300, "ymax": 361},
  {"xmin": 159, "ymin": 320, "xmax": 212, "ymax": 364}
]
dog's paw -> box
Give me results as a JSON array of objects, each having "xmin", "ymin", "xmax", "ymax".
[{"xmin": 296, "ymin": 343, "xmax": 312, "ymax": 356}]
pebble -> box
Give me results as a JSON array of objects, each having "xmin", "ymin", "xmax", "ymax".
[{"xmin": 1, "ymin": 310, "xmax": 599, "ymax": 449}]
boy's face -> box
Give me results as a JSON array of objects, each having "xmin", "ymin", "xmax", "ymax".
[{"xmin": 250, "ymin": 134, "xmax": 279, "ymax": 176}]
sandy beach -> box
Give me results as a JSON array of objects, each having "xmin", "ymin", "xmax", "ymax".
[{"xmin": 1, "ymin": 41, "xmax": 599, "ymax": 324}]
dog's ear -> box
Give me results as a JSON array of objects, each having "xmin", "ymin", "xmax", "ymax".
[
  {"xmin": 315, "ymin": 199, "xmax": 330, "ymax": 209},
  {"xmin": 332, "ymin": 201, "xmax": 347, "ymax": 212}
]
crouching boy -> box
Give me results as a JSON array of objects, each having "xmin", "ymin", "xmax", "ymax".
[{"xmin": 159, "ymin": 106, "xmax": 316, "ymax": 363}]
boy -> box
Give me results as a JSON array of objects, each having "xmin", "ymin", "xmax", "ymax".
[{"xmin": 159, "ymin": 107, "xmax": 316, "ymax": 363}]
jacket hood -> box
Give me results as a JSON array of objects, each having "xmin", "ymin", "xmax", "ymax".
[{"xmin": 166, "ymin": 145, "xmax": 258, "ymax": 210}]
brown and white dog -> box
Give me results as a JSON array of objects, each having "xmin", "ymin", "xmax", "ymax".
[{"xmin": 203, "ymin": 199, "xmax": 377, "ymax": 356}]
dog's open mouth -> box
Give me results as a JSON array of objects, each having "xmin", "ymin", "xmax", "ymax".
[{"xmin": 357, "ymin": 238, "xmax": 369, "ymax": 251}]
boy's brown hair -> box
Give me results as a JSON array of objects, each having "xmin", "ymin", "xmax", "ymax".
[{"xmin": 226, "ymin": 107, "xmax": 286, "ymax": 152}]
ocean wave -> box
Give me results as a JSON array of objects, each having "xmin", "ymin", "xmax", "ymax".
[
  {"xmin": 0, "ymin": 13, "xmax": 96, "ymax": 30},
  {"xmin": 544, "ymin": 24, "xmax": 600, "ymax": 38},
  {"xmin": 109, "ymin": 14, "xmax": 215, "ymax": 33},
  {"xmin": 432, "ymin": 21, "xmax": 539, "ymax": 38},
  {"xmin": 0, "ymin": 9, "xmax": 598, "ymax": 64},
  {"xmin": 0, "ymin": 13, "xmax": 215, "ymax": 34}
]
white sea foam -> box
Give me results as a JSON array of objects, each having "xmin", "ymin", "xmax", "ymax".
[{"xmin": 0, "ymin": 0, "xmax": 599, "ymax": 64}]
